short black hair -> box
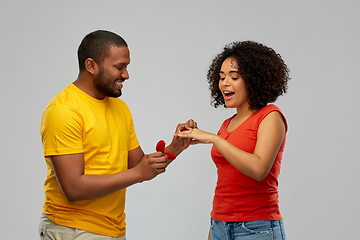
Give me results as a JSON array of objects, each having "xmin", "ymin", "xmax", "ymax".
[
  {"xmin": 77, "ymin": 30, "xmax": 128, "ymax": 71},
  {"xmin": 207, "ymin": 41, "xmax": 290, "ymax": 110}
]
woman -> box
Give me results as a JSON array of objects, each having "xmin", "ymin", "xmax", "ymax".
[{"xmin": 177, "ymin": 41, "xmax": 290, "ymax": 240}]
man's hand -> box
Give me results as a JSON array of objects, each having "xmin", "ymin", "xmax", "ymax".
[
  {"xmin": 165, "ymin": 119, "xmax": 198, "ymax": 157},
  {"xmin": 134, "ymin": 152, "xmax": 168, "ymax": 182},
  {"xmin": 174, "ymin": 119, "xmax": 198, "ymax": 149},
  {"xmin": 181, "ymin": 119, "xmax": 197, "ymax": 131}
]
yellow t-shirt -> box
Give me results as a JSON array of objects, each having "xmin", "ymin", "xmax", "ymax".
[{"xmin": 40, "ymin": 83, "xmax": 139, "ymax": 237}]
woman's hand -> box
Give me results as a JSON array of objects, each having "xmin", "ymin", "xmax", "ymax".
[{"xmin": 175, "ymin": 127, "xmax": 217, "ymax": 145}]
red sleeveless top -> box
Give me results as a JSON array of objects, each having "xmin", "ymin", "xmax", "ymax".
[{"xmin": 210, "ymin": 104, "xmax": 287, "ymax": 222}]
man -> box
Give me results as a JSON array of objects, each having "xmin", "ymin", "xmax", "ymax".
[{"xmin": 38, "ymin": 30, "xmax": 194, "ymax": 239}]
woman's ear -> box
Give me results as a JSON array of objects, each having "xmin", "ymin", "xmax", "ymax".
[{"xmin": 84, "ymin": 58, "xmax": 98, "ymax": 76}]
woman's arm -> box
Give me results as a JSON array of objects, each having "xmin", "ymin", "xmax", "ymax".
[{"xmin": 176, "ymin": 111, "xmax": 285, "ymax": 181}]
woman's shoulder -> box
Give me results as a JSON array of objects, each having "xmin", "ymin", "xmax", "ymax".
[
  {"xmin": 257, "ymin": 104, "xmax": 287, "ymax": 132},
  {"xmin": 259, "ymin": 104, "xmax": 281, "ymax": 113}
]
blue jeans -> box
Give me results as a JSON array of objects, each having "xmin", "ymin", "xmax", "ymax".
[{"xmin": 210, "ymin": 218, "xmax": 286, "ymax": 240}]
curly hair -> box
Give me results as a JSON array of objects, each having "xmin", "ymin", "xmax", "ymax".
[{"xmin": 207, "ymin": 41, "xmax": 290, "ymax": 110}]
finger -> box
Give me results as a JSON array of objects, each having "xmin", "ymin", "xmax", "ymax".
[
  {"xmin": 173, "ymin": 133, "xmax": 190, "ymax": 139},
  {"xmin": 152, "ymin": 155, "xmax": 168, "ymax": 163},
  {"xmin": 190, "ymin": 140, "xmax": 201, "ymax": 145},
  {"xmin": 148, "ymin": 152, "xmax": 164, "ymax": 157},
  {"xmin": 176, "ymin": 123, "xmax": 187, "ymax": 133},
  {"xmin": 185, "ymin": 119, "xmax": 195, "ymax": 129},
  {"xmin": 156, "ymin": 168, "xmax": 166, "ymax": 175},
  {"xmin": 155, "ymin": 162, "xmax": 168, "ymax": 169},
  {"xmin": 191, "ymin": 119, "xmax": 198, "ymax": 129}
]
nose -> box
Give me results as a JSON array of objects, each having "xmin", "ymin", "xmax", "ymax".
[
  {"xmin": 221, "ymin": 76, "xmax": 230, "ymax": 86},
  {"xmin": 121, "ymin": 68, "xmax": 129, "ymax": 80}
]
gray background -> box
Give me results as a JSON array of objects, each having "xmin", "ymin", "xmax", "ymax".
[{"xmin": 1, "ymin": 0, "xmax": 359, "ymax": 239}]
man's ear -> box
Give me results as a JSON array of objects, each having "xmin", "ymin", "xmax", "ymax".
[{"xmin": 84, "ymin": 58, "xmax": 99, "ymax": 76}]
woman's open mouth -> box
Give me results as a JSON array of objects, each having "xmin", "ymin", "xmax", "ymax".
[{"xmin": 223, "ymin": 91, "xmax": 234, "ymax": 100}]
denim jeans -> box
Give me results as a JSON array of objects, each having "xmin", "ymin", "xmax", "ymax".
[{"xmin": 210, "ymin": 218, "xmax": 286, "ymax": 240}]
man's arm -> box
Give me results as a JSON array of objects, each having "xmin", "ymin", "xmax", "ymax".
[
  {"xmin": 50, "ymin": 146, "xmax": 167, "ymax": 202},
  {"xmin": 128, "ymin": 146, "xmax": 145, "ymax": 169}
]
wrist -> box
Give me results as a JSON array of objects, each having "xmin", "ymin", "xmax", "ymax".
[
  {"xmin": 164, "ymin": 142, "xmax": 180, "ymax": 156},
  {"xmin": 129, "ymin": 166, "xmax": 144, "ymax": 184},
  {"xmin": 211, "ymin": 135, "xmax": 221, "ymax": 145}
]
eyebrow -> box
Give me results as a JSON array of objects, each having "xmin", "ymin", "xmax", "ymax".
[
  {"xmin": 219, "ymin": 70, "xmax": 239, "ymax": 74},
  {"xmin": 114, "ymin": 62, "xmax": 129, "ymax": 67}
]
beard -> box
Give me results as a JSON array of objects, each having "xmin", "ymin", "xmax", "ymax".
[{"xmin": 94, "ymin": 66, "xmax": 122, "ymax": 98}]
